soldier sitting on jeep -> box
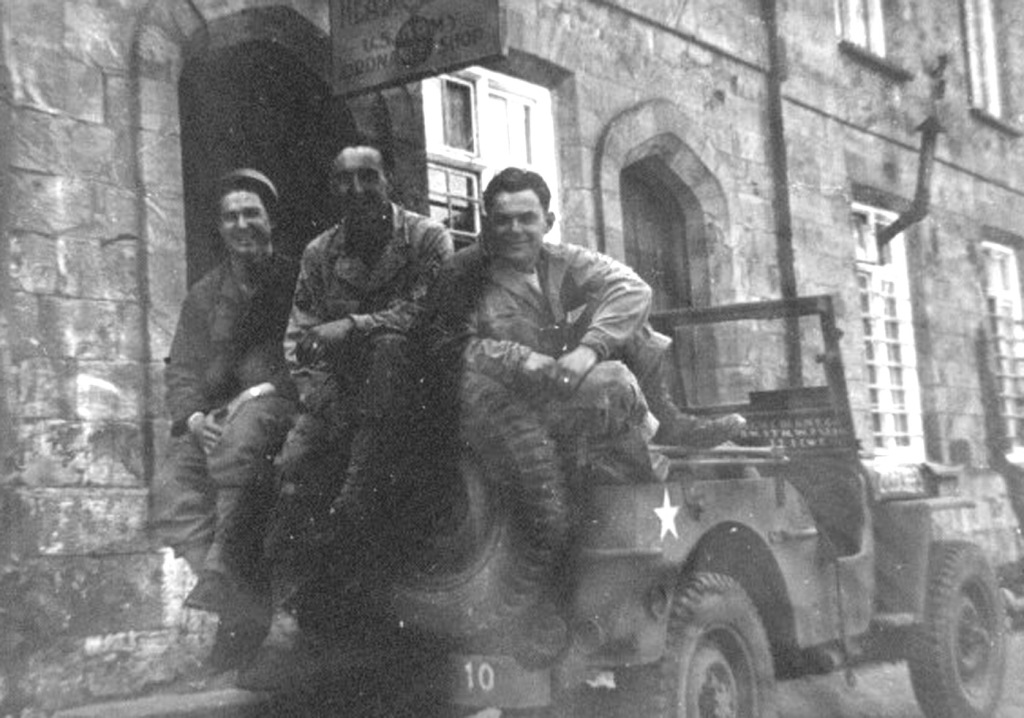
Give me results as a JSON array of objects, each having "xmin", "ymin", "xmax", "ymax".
[{"xmin": 416, "ymin": 167, "xmax": 744, "ymax": 666}]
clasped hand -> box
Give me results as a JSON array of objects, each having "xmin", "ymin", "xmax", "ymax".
[
  {"xmin": 295, "ymin": 318, "xmax": 355, "ymax": 366},
  {"xmin": 522, "ymin": 345, "xmax": 598, "ymax": 397},
  {"xmin": 187, "ymin": 411, "xmax": 223, "ymax": 453}
]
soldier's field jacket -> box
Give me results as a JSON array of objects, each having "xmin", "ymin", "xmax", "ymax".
[
  {"xmin": 421, "ymin": 241, "xmax": 652, "ymax": 389},
  {"xmin": 164, "ymin": 254, "xmax": 299, "ymax": 436},
  {"xmin": 285, "ymin": 203, "xmax": 453, "ymax": 365}
]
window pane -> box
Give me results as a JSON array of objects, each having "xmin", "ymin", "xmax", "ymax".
[
  {"xmin": 523, "ymin": 104, "xmax": 533, "ymax": 164},
  {"xmin": 442, "ymin": 79, "xmax": 475, "ymax": 152},
  {"xmin": 427, "ymin": 163, "xmax": 481, "ymax": 244},
  {"xmin": 888, "ymin": 343, "xmax": 902, "ymax": 363},
  {"xmin": 487, "ymin": 93, "xmax": 510, "ymax": 161},
  {"xmin": 838, "ymin": 0, "xmax": 885, "ymax": 54},
  {"xmin": 985, "ymin": 242, "xmax": 1024, "ymax": 453},
  {"xmin": 449, "ymin": 173, "xmax": 469, "ymax": 196},
  {"xmin": 427, "ymin": 166, "xmax": 447, "ymax": 194},
  {"xmin": 856, "ymin": 202, "xmax": 921, "ymax": 458},
  {"xmin": 965, "ymin": 0, "xmax": 1003, "ymax": 116}
]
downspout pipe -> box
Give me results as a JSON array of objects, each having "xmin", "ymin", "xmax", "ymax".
[
  {"xmin": 0, "ymin": 7, "xmax": 14, "ymax": 473},
  {"xmin": 876, "ymin": 113, "xmax": 943, "ymax": 247},
  {"xmin": 876, "ymin": 56, "xmax": 947, "ymax": 248},
  {"xmin": 761, "ymin": 0, "xmax": 801, "ymax": 386}
]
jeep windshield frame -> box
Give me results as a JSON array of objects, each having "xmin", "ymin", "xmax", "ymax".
[{"xmin": 650, "ymin": 294, "xmax": 860, "ymax": 457}]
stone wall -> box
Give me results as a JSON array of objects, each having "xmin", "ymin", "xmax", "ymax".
[{"xmin": 0, "ymin": 0, "xmax": 1022, "ymax": 713}]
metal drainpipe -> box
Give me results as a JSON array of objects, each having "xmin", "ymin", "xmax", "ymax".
[
  {"xmin": 0, "ymin": 7, "xmax": 15, "ymax": 471},
  {"xmin": 875, "ymin": 116, "xmax": 941, "ymax": 247},
  {"xmin": 876, "ymin": 56, "xmax": 948, "ymax": 247},
  {"xmin": 762, "ymin": 0, "xmax": 802, "ymax": 386}
]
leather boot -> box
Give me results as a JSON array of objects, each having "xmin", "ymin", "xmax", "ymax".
[
  {"xmin": 199, "ymin": 490, "xmax": 273, "ymax": 671},
  {"xmin": 186, "ymin": 488, "xmax": 272, "ymax": 633},
  {"xmin": 657, "ymin": 411, "xmax": 748, "ymax": 448},
  {"xmin": 639, "ymin": 352, "xmax": 747, "ymax": 448},
  {"xmin": 183, "ymin": 487, "xmax": 249, "ymax": 614}
]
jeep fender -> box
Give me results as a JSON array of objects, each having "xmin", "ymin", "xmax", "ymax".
[{"xmin": 873, "ymin": 495, "xmax": 978, "ymax": 617}]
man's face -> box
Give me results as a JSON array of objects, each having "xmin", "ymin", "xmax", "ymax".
[
  {"xmin": 218, "ymin": 189, "xmax": 272, "ymax": 263},
  {"xmin": 332, "ymin": 147, "xmax": 390, "ymax": 220},
  {"xmin": 484, "ymin": 189, "xmax": 554, "ymax": 272}
]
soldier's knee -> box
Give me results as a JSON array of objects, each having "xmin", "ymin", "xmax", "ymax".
[
  {"xmin": 367, "ymin": 332, "xmax": 410, "ymax": 363},
  {"xmin": 582, "ymin": 361, "xmax": 645, "ymax": 408}
]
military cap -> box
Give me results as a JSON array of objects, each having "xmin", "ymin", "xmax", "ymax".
[{"xmin": 216, "ymin": 168, "xmax": 279, "ymax": 211}]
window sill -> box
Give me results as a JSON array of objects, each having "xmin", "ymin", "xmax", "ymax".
[
  {"xmin": 838, "ymin": 40, "xmax": 914, "ymax": 83},
  {"xmin": 969, "ymin": 108, "xmax": 1024, "ymax": 138}
]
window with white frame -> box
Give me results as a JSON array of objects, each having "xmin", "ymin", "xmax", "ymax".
[
  {"xmin": 962, "ymin": 0, "xmax": 1004, "ymax": 117},
  {"xmin": 422, "ymin": 67, "xmax": 559, "ymax": 247},
  {"xmin": 853, "ymin": 203, "xmax": 924, "ymax": 459},
  {"xmin": 983, "ymin": 242, "xmax": 1024, "ymax": 457},
  {"xmin": 835, "ymin": 0, "xmax": 886, "ymax": 56}
]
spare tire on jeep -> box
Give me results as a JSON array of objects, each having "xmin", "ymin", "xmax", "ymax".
[{"xmin": 390, "ymin": 372, "xmax": 571, "ymax": 660}]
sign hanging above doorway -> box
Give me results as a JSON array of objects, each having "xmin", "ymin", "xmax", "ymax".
[{"xmin": 331, "ymin": 0, "xmax": 506, "ymax": 96}]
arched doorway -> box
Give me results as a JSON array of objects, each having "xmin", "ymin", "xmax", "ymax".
[
  {"xmin": 179, "ymin": 40, "xmax": 357, "ymax": 283},
  {"xmin": 620, "ymin": 155, "xmax": 693, "ymax": 311}
]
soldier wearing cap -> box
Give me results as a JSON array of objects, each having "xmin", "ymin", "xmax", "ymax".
[{"xmin": 150, "ymin": 168, "xmax": 299, "ymax": 672}]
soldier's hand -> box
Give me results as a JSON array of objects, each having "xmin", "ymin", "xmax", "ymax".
[
  {"xmin": 555, "ymin": 345, "xmax": 598, "ymax": 395},
  {"xmin": 187, "ymin": 411, "xmax": 224, "ymax": 453},
  {"xmin": 521, "ymin": 351, "xmax": 560, "ymax": 392},
  {"xmin": 315, "ymin": 317, "xmax": 356, "ymax": 346},
  {"xmin": 296, "ymin": 318, "xmax": 355, "ymax": 366}
]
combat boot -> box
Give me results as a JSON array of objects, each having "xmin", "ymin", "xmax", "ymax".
[
  {"xmin": 185, "ymin": 486, "xmax": 272, "ymax": 669},
  {"xmin": 639, "ymin": 353, "xmax": 747, "ymax": 448},
  {"xmin": 184, "ymin": 487, "xmax": 247, "ymax": 613}
]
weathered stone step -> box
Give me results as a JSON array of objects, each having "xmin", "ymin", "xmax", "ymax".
[{"xmin": 51, "ymin": 689, "xmax": 271, "ymax": 718}]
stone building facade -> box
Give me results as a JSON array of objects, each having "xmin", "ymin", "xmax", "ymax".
[{"xmin": 0, "ymin": 0, "xmax": 1022, "ymax": 712}]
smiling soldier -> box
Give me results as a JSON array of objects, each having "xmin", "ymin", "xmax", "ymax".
[{"xmin": 150, "ymin": 169, "xmax": 299, "ymax": 674}]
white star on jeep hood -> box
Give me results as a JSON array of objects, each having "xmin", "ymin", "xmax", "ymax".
[{"xmin": 654, "ymin": 487, "xmax": 679, "ymax": 540}]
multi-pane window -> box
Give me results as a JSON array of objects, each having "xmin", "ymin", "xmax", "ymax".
[
  {"xmin": 983, "ymin": 242, "xmax": 1024, "ymax": 457},
  {"xmin": 835, "ymin": 0, "xmax": 886, "ymax": 55},
  {"xmin": 962, "ymin": 0, "xmax": 1004, "ymax": 117},
  {"xmin": 423, "ymin": 67, "xmax": 558, "ymax": 247},
  {"xmin": 427, "ymin": 164, "xmax": 481, "ymax": 240},
  {"xmin": 853, "ymin": 203, "xmax": 924, "ymax": 459}
]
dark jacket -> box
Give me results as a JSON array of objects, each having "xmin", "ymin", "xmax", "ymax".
[{"xmin": 165, "ymin": 254, "xmax": 299, "ymax": 434}]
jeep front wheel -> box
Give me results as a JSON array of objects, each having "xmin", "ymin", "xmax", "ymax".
[
  {"xmin": 908, "ymin": 541, "xmax": 1007, "ymax": 718},
  {"xmin": 617, "ymin": 572, "xmax": 776, "ymax": 718}
]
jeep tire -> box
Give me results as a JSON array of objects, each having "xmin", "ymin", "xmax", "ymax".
[
  {"xmin": 616, "ymin": 572, "xmax": 776, "ymax": 718},
  {"xmin": 391, "ymin": 375, "xmax": 569, "ymax": 647},
  {"xmin": 908, "ymin": 541, "xmax": 1007, "ymax": 718}
]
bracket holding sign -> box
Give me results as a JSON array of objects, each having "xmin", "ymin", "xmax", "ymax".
[{"xmin": 331, "ymin": 0, "xmax": 506, "ymax": 97}]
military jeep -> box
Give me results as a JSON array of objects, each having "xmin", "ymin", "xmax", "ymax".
[{"xmin": 384, "ymin": 294, "xmax": 1007, "ymax": 718}]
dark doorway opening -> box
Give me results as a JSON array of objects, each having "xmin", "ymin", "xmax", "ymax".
[
  {"xmin": 179, "ymin": 40, "xmax": 357, "ymax": 284},
  {"xmin": 620, "ymin": 157, "xmax": 692, "ymax": 311}
]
